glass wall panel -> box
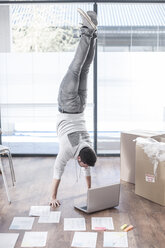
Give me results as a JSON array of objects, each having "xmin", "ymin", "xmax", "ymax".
[
  {"xmin": 0, "ymin": 3, "xmax": 94, "ymax": 154},
  {"xmin": 97, "ymin": 3, "xmax": 165, "ymax": 154},
  {"xmin": 1, "ymin": 2, "xmax": 165, "ymax": 155}
]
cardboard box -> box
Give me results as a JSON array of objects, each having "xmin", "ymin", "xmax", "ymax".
[
  {"xmin": 120, "ymin": 130, "xmax": 164, "ymax": 184},
  {"xmin": 135, "ymin": 137, "xmax": 165, "ymax": 206}
]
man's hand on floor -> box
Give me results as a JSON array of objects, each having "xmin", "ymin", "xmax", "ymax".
[{"xmin": 49, "ymin": 198, "xmax": 61, "ymax": 208}]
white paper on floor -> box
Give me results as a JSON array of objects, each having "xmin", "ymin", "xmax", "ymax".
[
  {"xmin": 91, "ymin": 217, "xmax": 114, "ymax": 230},
  {"xmin": 71, "ymin": 232, "xmax": 97, "ymax": 248},
  {"xmin": 9, "ymin": 217, "xmax": 35, "ymax": 230},
  {"xmin": 64, "ymin": 218, "xmax": 86, "ymax": 231},
  {"xmin": 104, "ymin": 232, "xmax": 128, "ymax": 247},
  {"xmin": 21, "ymin": 232, "xmax": 48, "ymax": 247},
  {"xmin": 38, "ymin": 211, "xmax": 61, "ymax": 223},
  {"xmin": 0, "ymin": 233, "xmax": 19, "ymax": 248},
  {"xmin": 29, "ymin": 206, "xmax": 50, "ymax": 217}
]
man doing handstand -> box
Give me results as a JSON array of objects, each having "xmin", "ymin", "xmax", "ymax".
[{"xmin": 50, "ymin": 8, "xmax": 98, "ymax": 207}]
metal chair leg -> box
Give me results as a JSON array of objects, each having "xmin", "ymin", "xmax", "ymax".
[
  {"xmin": 9, "ymin": 151, "xmax": 16, "ymax": 183},
  {"xmin": 7, "ymin": 151, "xmax": 16, "ymax": 185},
  {"xmin": 0, "ymin": 158, "xmax": 11, "ymax": 204}
]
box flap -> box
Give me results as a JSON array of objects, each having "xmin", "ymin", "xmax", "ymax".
[{"xmin": 122, "ymin": 130, "xmax": 164, "ymax": 137}]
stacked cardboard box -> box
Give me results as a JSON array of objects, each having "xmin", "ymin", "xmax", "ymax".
[
  {"xmin": 120, "ymin": 130, "xmax": 163, "ymax": 184},
  {"xmin": 135, "ymin": 136, "xmax": 165, "ymax": 206}
]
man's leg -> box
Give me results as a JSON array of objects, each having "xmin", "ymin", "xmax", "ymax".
[
  {"xmin": 78, "ymin": 32, "xmax": 97, "ymax": 112},
  {"xmin": 58, "ymin": 27, "xmax": 95, "ymax": 113}
]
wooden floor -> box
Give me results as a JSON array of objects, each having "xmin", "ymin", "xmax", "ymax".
[{"xmin": 0, "ymin": 156, "xmax": 165, "ymax": 248}]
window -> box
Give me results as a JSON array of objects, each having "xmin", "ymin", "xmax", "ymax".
[
  {"xmin": 1, "ymin": 2, "xmax": 165, "ymax": 155},
  {"xmin": 97, "ymin": 3, "xmax": 165, "ymax": 154},
  {"xmin": 0, "ymin": 3, "xmax": 93, "ymax": 154}
]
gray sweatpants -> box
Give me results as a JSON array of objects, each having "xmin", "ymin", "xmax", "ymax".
[{"xmin": 58, "ymin": 27, "xmax": 97, "ymax": 113}]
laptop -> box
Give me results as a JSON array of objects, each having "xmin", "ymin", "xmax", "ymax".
[{"xmin": 74, "ymin": 183, "xmax": 120, "ymax": 213}]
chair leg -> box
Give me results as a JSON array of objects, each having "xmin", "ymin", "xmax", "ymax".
[
  {"xmin": 0, "ymin": 158, "xmax": 11, "ymax": 204},
  {"xmin": 8, "ymin": 151, "xmax": 16, "ymax": 183},
  {"xmin": 7, "ymin": 151, "xmax": 16, "ymax": 186}
]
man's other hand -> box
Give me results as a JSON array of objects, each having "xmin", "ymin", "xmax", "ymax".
[{"xmin": 49, "ymin": 198, "xmax": 61, "ymax": 208}]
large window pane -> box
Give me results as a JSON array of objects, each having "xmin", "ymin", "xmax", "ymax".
[
  {"xmin": 1, "ymin": 2, "xmax": 165, "ymax": 155},
  {"xmin": 0, "ymin": 3, "xmax": 94, "ymax": 154},
  {"xmin": 97, "ymin": 3, "xmax": 165, "ymax": 154}
]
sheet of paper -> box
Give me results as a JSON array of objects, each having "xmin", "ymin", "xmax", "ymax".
[
  {"xmin": 91, "ymin": 217, "xmax": 114, "ymax": 230},
  {"xmin": 9, "ymin": 217, "xmax": 35, "ymax": 230},
  {"xmin": 0, "ymin": 233, "xmax": 19, "ymax": 248},
  {"xmin": 104, "ymin": 232, "xmax": 128, "ymax": 247},
  {"xmin": 64, "ymin": 218, "xmax": 86, "ymax": 231},
  {"xmin": 38, "ymin": 211, "xmax": 61, "ymax": 223},
  {"xmin": 71, "ymin": 232, "xmax": 97, "ymax": 248},
  {"xmin": 21, "ymin": 232, "xmax": 47, "ymax": 247},
  {"xmin": 29, "ymin": 206, "xmax": 50, "ymax": 217}
]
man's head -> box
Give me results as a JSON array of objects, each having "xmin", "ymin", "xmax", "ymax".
[{"xmin": 77, "ymin": 147, "xmax": 97, "ymax": 168}]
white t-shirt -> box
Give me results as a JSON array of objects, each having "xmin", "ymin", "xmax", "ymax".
[{"xmin": 53, "ymin": 113, "xmax": 94, "ymax": 179}]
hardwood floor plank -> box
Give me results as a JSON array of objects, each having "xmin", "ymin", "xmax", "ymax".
[{"xmin": 0, "ymin": 156, "xmax": 165, "ymax": 248}]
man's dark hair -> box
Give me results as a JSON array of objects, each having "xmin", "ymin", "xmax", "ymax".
[{"xmin": 79, "ymin": 147, "xmax": 97, "ymax": 167}]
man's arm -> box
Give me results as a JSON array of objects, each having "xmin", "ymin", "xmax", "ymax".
[
  {"xmin": 50, "ymin": 144, "xmax": 72, "ymax": 207},
  {"xmin": 49, "ymin": 178, "xmax": 61, "ymax": 207},
  {"xmin": 86, "ymin": 175, "xmax": 91, "ymax": 189}
]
